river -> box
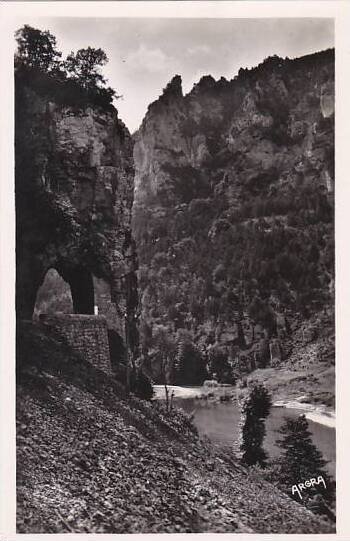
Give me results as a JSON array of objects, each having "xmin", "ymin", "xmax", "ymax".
[{"xmin": 154, "ymin": 386, "xmax": 336, "ymax": 477}]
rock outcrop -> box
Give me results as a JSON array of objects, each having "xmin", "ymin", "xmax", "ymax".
[
  {"xmin": 133, "ymin": 50, "xmax": 335, "ymax": 383},
  {"xmin": 15, "ymin": 81, "xmax": 137, "ymax": 340}
]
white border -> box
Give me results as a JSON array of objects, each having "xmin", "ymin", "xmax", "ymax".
[{"xmin": 1, "ymin": 1, "xmax": 350, "ymax": 539}]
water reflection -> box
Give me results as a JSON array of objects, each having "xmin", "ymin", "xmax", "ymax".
[{"xmin": 176, "ymin": 397, "xmax": 335, "ymax": 476}]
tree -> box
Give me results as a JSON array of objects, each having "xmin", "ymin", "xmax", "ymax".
[
  {"xmin": 139, "ymin": 318, "xmax": 153, "ymax": 355},
  {"xmin": 274, "ymin": 414, "xmax": 335, "ymax": 517},
  {"xmin": 276, "ymin": 415, "xmax": 328, "ymax": 483},
  {"xmin": 153, "ymin": 325, "xmax": 176, "ymax": 412},
  {"xmin": 207, "ymin": 344, "xmax": 233, "ymax": 384},
  {"xmin": 175, "ymin": 329, "xmax": 207, "ymax": 385},
  {"xmin": 15, "ymin": 25, "xmax": 62, "ymax": 72},
  {"xmin": 64, "ymin": 47, "xmax": 111, "ymax": 91},
  {"xmin": 238, "ymin": 384, "xmax": 272, "ymax": 467},
  {"xmin": 130, "ymin": 366, "xmax": 154, "ymax": 401},
  {"xmin": 248, "ymin": 295, "xmax": 276, "ymax": 338},
  {"xmin": 15, "ymin": 26, "xmax": 117, "ymax": 107}
]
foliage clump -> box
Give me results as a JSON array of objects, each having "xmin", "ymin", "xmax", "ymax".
[
  {"xmin": 262, "ymin": 414, "xmax": 336, "ymax": 522},
  {"xmin": 15, "ymin": 25, "xmax": 117, "ymax": 109},
  {"xmin": 238, "ymin": 383, "xmax": 272, "ymax": 467}
]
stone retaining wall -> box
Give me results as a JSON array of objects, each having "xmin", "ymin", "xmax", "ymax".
[{"xmin": 40, "ymin": 314, "xmax": 112, "ymax": 374}]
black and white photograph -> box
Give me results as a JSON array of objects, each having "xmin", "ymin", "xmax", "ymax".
[{"xmin": 2, "ymin": 1, "xmax": 350, "ymax": 538}]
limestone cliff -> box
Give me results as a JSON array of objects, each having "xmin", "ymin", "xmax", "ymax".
[
  {"xmin": 133, "ymin": 50, "xmax": 335, "ymax": 386},
  {"xmin": 16, "ymin": 80, "xmax": 137, "ymax": 340}
]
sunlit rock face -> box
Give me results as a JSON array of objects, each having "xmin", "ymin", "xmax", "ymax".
[
  {"xmin": 16, "ymin": 82, "xmax": 136, "ymax": 337},
  {"xmin": 320, "ymin": 81, "xmax": 335, "ymax": 118},
  {"xmin": 133, "ymin": 49, "xmax": 334, "ymax": 383}
]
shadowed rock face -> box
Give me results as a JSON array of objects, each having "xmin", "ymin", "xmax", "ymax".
[
  {"xmin": 133, "ymin": 50, "xmax": 335, "ymax": 383},
  {"xmin": 16, "ymin": 83, "xmax": 136, "ymax": 335}
]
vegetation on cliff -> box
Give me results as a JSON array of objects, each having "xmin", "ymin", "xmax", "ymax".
[
  {"xmin": 133, "ymin": 49, "xmax": 335, "ymax": 390},
  {"xmin": 15, "ymin": 25, "xmax": 117, "ymax": 108},
  {"xmin": 15, "ymin": 24, "xmax": 135, "ymax": 327},
  {"xmin": 15, "ymin": 28, "xmax": 336, "ymax": 533}
]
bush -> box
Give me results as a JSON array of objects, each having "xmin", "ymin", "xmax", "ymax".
[
  {"xmin": 207, "ymin": 344, "xmax": 235, "ymax": 383},
  {"xmin": 130, "ymin": 370, "xmax": 154, "ymax": 401},
  {"xmin": 238, "ymin": 384, "xmax": 272, "ymax": 467},
  {"xmin": 175, "ymin": 332, "xmax": 208, "ymax": 385}
]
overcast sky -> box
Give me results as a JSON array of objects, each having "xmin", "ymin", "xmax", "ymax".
[{"xmin": 15, "ymin": 17, "xmax": 334, "ymax": 133}]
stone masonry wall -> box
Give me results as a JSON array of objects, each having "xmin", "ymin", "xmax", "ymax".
[{"xmin": 40, "ymin": 314, "xmax": 112, "ymax": 375}]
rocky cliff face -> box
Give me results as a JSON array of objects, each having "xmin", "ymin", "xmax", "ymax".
[
  {"xmin": 133, "ymin": 50, "xmax": 334, "ymax": 384},
  {"xmin": 16, "ymin": 80, "xmax": 137, "ymax": 339}
]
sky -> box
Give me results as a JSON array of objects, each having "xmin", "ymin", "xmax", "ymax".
[{"xmin": 14, "ymin": 17, "xmax": 334, "ymax": 133}]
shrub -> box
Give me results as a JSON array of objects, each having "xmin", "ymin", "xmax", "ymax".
[
  {"xmin": 238, "ymin": 384, "xmax": 272, "ymax": 467},
  {"xmin": 207, "ymin": 344, "xmax": 234, "ymax": 383},
  {"xmin": 130, "ymin": 369, "xmax": 154, "ymax": 401}
]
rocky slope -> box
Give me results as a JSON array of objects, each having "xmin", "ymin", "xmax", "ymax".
[
  {"xmin": 15, "ymin": 73, "xmax": 137, "ymax": 340},
  {"xmin": 247, "ymin": 308, "xmax": 335, "ymax": 407},
  {"xmin": 16, "ymin": 321, "xmax": 333, "ymax": 534},
  {"xmin": 133, "ymin": 50, "xmax": 335, "ymax": 387}
]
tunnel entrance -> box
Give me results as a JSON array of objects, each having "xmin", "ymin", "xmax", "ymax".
[
  {"xmin": 34, "ymin": 269, "xmax": 73, "ymax": 317},
  {"xmin": 34, "ymin": 265, "xmax": 95, "ymax": 318},
  {"xmin": 34, "ymin": 265, "xmax": 113, "ymax": 375}
]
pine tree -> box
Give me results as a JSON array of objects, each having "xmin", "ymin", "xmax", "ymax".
[
  {"xmin": 238, "ymin": 384, "xmax": 272, "ymax": 467},
  {"xmin": 276, "ymin": 415, "xmax": 328, "ymax": 484},
  {"xmin": 175, "ymin": 329, "xmax": 207, "ymax": 385},
  {"xmin": 275, "ymin": 414, "xmax": 335, "ymax": 518}
]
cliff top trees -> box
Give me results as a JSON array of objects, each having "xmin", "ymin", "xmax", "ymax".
[
  {"xmin": 15, "ymin": 25, "xmax": 62, "ymax": 72},
  {"xmin": 64, "ymin": 47, "xmax": 108, "ymax": 90},
  {"xmin": 15, "ymin": 25, "xmax": 116, "ymax": 107}
]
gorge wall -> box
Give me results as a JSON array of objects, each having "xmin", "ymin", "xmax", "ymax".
[
  {"xmin": 18, "ymin": 49, "xmax": 335, "ymax": 387},
  {"xmin": 16, "ymin": 73, "xmax": 138, "ymax": 365},
  {"xmin": 133, "ymin": 49, "xmax": 335, "ymax": 384}
]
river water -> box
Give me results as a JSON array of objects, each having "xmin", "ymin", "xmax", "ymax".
[{"xmin": 174, "ymin": 396, "xmax": 336, "ymax": 477}]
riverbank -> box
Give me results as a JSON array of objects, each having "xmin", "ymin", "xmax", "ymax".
[
  {"xmin": 16, "ymin": 322, "xmax": 334, "ymax": 534},
  {"xmin": 246, "ymin": 365, "xmax": 335, "ymax": 428},
  {"xmin": 153, "ymin": 384, "xmax": 335, "ymax": 428},
  {"xmin": 154, "ymin": 385, "xmax": 335, "ymax": 477},
  {"xmin": 273, "ymin": 398, "xmax": 335, "ymax": 428},
  {"xmin": 153, "ymin": 384, "xmax": 235, "ymax": 401}
]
